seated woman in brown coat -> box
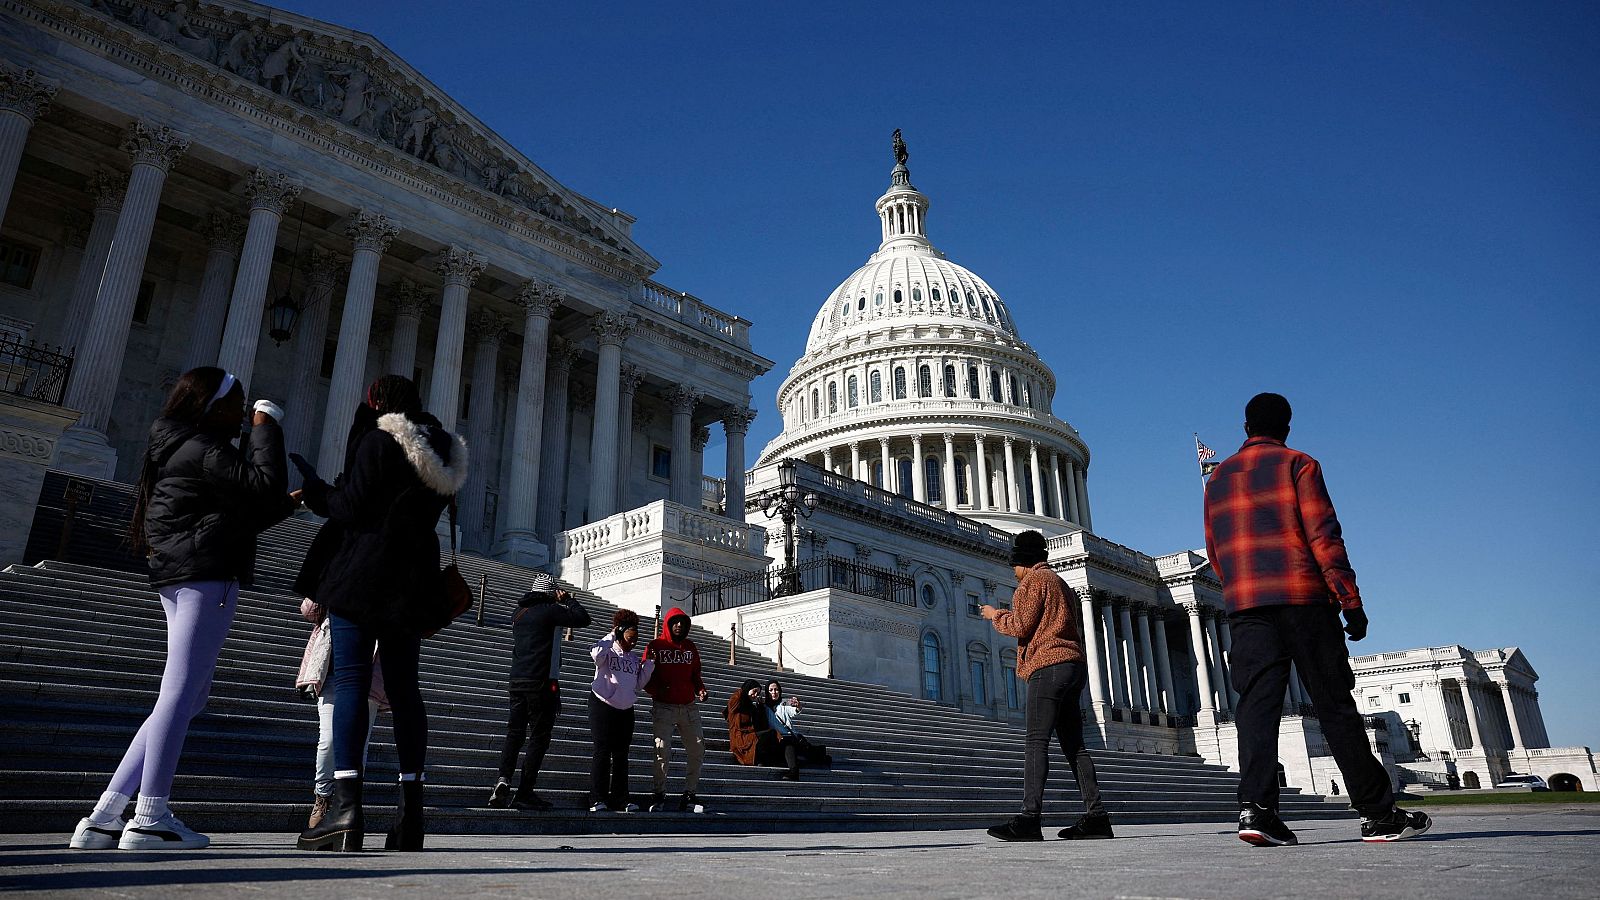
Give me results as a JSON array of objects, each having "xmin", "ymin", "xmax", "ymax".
[{"xmin": 725, "ymin": 680, "xmax": 801, "ymax": 781}]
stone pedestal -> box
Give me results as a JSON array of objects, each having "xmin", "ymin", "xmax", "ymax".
[
  {"xmin": 54, "ymin": 425, "xmax": 118, "ymax": 479},
  {"xmin": 0, "ymin": 395, "xmax": 80, "ymax": 565}
]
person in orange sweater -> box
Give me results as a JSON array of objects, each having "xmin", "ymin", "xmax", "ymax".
[{"xmin": 981, "ymin": 530, "xmax": 1112, "ymax": 842}]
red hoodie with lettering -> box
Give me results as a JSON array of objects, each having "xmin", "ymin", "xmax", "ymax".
[{"xmin": 644, "ymin": 607, "xmax": 705, "ymax": 705}]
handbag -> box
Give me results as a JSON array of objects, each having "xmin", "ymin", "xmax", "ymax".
[
  {"xmin": 295, "ymin": 616, "xmax": 332, "ymax": 696},
  {"xmin": 426, "ymin": 498, "xmax": 473, "ymax": 638}
]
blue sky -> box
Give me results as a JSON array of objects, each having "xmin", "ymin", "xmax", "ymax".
[{"xmin": 279, "ymin": 2, "xmax": 1599, "ymax": 749}]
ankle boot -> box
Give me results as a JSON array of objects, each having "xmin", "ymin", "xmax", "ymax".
[
  {"xmin": 297, "ymin": 778, "xmax": 363, "ymax": 851},
  {"xmin": 385, "ymin": 779, "xmax": 425, "ymax": 851}
]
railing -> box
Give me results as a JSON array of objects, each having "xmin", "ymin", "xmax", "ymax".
[
  {"xmin": 1363, "ymin": 715, "xmax": 1390, "ymax": 732},
  {"xmin": 782, "ymin": 397, "xmax": 1079, "ymax": 441},
  {"xmin": 555, "ymin": 499, "xmax": 764, "ymax": 559},
  {"xmin": 637, "ymin": 279, "xmax": 750, "ymax": 347},
  {"xmin": 767, "ymin": 459, "xmax": 1010, "ymax": 554},
  {"xmin": 690, "ymin": 556, "xmax": 915, "ymax": 616},
  {"xmin": 0, "ymin": 336, "xmax": 73, "ymax": 405},
  {"xmin": 1284, "ymin": 702, "xmax": 1317, "ymax": 717}
]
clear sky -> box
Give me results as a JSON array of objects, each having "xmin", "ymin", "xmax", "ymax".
[{"xmin": 278, "ymin": 1, "xmax": 1599, "ymax": 750}]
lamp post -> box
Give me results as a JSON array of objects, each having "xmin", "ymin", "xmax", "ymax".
[{"xmin": 757, "ymin": 458, "xmax": 819, "ymax": 597}]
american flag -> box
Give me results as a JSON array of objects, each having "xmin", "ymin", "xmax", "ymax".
[{"xmin": 1196, "ymin": 438, "xmax": 1217, "ymax": 463}]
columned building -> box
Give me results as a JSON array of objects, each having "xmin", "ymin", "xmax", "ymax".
[{"xmin": 0, "ymin": 0, "xmax": 771, "ymax": 579}]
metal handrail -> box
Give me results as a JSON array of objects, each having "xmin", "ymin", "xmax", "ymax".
[
  {"xmin": 690, "ymin": 556, "xmax": 915, "ymax": 616},
  {"xmin": 0, "ymin": 336, "xmax": 73, "ymax": 405}
]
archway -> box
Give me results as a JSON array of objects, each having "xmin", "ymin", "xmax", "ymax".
[
  {"xmin": 1549, "ymin": 773, "xmax": 1583, "ymax": 792},
  {"xmin": 1462, "ymin": 771, "xmax": 1481, "ymax": 789}
]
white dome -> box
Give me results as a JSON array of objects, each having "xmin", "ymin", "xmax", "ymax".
[{"xmin": 805, "ymin": 250, "xmax": 1020, "ymax": 353}]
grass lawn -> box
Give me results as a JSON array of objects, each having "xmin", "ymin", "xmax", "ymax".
[{"xmin": 1403, "ymin": 791, "xmax": 1600, "ymax": 806}]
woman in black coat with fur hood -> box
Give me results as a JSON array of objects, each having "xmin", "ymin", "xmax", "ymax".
[{"xmin": 294, "ymin": 375, "xmax": 467, "ymax": 853}]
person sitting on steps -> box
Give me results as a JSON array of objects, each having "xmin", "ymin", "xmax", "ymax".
[
  {"xmin": 764, "ymin": 680, "xmax": 831, "ymax": 769},
  {"xmin": 726, "ymin": 680, "xmax": 801, "ymax": 781}
]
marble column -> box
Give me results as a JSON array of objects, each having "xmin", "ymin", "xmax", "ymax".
[
  {"xmin": 314, "ymin": 210, "xmax": 398, "ymax": 477},
  {"xmin": 1077, "ymin": 466, "xmax": 1094, "ymax": 530},
  {"xmin": 1028, "ymin": 441, "xmax": 1045, "ymax": 516},
  {"xmin": 63, "ymin": 123, "xmax": 190, "ymax": 440},
  {"xmin": 850, "ymin": 441, "xmax": 863, "ymax": 482},
  {"xmin": 942, "ymin": 432, "xmax": 958, "ymax": 511},
  {"xmin": 534, "ymin": 338, "xmax": 577, "ymax": 539},
  {"xmin": 492, "ymin": 282, "xmax": 561, "ymax": 563},
  {"xmin": 615, "ymin": 363, "xmax": 644, "ymax": 505},
  {"xmin": 1119, "ymin": 602, "xmax": 1147, "ymax": 711},
  {"xmin": 457, "ymin": 310, "xmax": 507, "ymax": 551},
  {"xmin": 426, "ymin": 246, "xmax": 485, "ymax": 428},
  {"xmin": 280, "ymin": 247, "xmax": 341, "ymax": 460},
  {"xmin": 1151, "ymin": 611, "xmax": 1176, "ymax": 715},
  {"xmin": 722, "ymin": 408, "xmax": 755, "ymax": 521},
  {"xmin": 972, "ymin": 434, "xmax": 989, "ymax": 510},
  {"xmin": 586, "ymin": 312, "xmax": 634, "ymax": 520},
  {"xmin": 387, "ymin": 278, "xmax": 427, "ymax": 377},
  {"xmin": 1187, "ymin": 604, "xmax": 1215, "ymax": 713},
  {"xmin": 667, "ymin": 383, "xmax": 699, "ymax": 509},
  {"xmin": 1001, "ymin": 437, "xmax": 1020, "ymax": 513},
  {"xmin": 875, "ymin": 437, "xmax": 890, "ymax": 491},
  {"xmin": 216, "ymin": 168, "xmax": 302, "ymax": 385},
  {"xmin": 180, "ymin": 209, "xmax": 245, "ymax": 372},
  {"xmin": 0, "ymin": 67, "xmax": 56, "ymax": 227},
  {"xmin": 1064, "ymin": 459, "xmax": 1082, "ymax": 525},
  {"xmin": 1459, "ymin": 679, "xmax": 1486, "ymax": 751},
  {"xmin": 1102, "ymin": 599, "xmax": 1127, "ymax": 708},
  {"xmin": 1205, "ymin": 614, "xmax": 1230, "ymax": 712},
  {"xmin": 691, "ymin": 426, "xmax": 710, "ymax": 507},
  {"xmin": 911, "ymin": 434, "xmax": 926, "ymax": 502},
  {"xmin": 1500, "ymin": 685, "xmax": 1526, "ymax": 749},
  {"xmin": 59, "ymin": 171, "xmax": 127, "ymax": 353},
  {"xmin": 1136, "ymin": 606, "xmax": 1161, "ymax": 714},
  {"xmin": 821, "ymin": 446, "xmax": 834, "ymax": 473},
  {"xmin": 1050, "ymin": 452, "xmax": 1067, "ymax": 523},
  {"xmin": 1218, "ymin": 619, "xmax": 1240, "ymax": 708},
  {"xmin": 1080, "ymin": 592, "xmax": 1108, "ymax": 707}
]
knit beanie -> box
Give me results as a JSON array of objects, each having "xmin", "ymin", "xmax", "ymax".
[{"xmin": 1009, "ymin": 530, "xmax": 1048, "ymax": 567}]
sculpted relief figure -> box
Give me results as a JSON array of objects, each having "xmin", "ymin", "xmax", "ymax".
[
  {"xmin": 260, "ymin": 35, "xmax": 304, "ymax": 95},
  {"xmin": 333, "ymin": 65, "xmax": 373, "ymax": 125},
  {"xmin": 139, "ymin": 1, "xmax": 216, "ymax": 60},
  {"xmin": 219, "ymin": 24, "xmax": 263, "ymax": 78},
  {"xmin": 398, "ymin": 104, "xmax": 435, "ymax": 157}
]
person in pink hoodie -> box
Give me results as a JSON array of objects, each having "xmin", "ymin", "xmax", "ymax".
[
  {"xmin": 643, "ymin": 607, "xmax": 708, "ymax": 813},
  {"xmin": 587, "ymin": 609, "xmax": 655, "ymax": 813}
]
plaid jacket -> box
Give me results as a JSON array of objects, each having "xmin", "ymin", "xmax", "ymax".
[{"xmin": 1203, "ymin": 436, "xmax": 1361, "ymax": 614}]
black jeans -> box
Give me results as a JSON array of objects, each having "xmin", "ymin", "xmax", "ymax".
[
  {"xmin": 498, "ymin": 683, "xmax": 560, "ymax": 793},
  {"xmin": 330, "ymin": 613, "xmax": 426, "ymax": 776},
  {"xmin": 1021, "ymin": 661, "xmax": 1106, "ymax": 818},
  {"xmin": 1228, "ymin": 605, "xmax": 1394, "ymax": 815},
  {"xmin": 587, "ymin": 694, "xmax": 635, "ymax": 808}
]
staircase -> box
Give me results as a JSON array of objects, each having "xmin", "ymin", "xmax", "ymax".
[{"xmin": 0, "ymin": 473, "xmax": 1352, "ymax": 834}]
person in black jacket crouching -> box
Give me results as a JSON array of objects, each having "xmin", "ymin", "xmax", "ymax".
[
  {"xmin": 69, "ymin": 367, "xmax": 291, "ymax": 852},
  {"xmin": 294, "ymin": 375, "xmax": 467, "ymax": 853},
  {"xmin": 487, "ymin": 571, "xmax": 592, "ymax": 810}
]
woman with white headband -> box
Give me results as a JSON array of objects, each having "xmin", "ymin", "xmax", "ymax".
[{"xmin": 69, "ymin": 366, "xmax": 292, "ymax": 851}]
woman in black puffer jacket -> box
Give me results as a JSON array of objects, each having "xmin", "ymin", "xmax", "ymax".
[
  {"xmin": 69, "ymin": 367, "xmax": 289, "ymax": 853},
  {"xmin": 295, "ymin": 375, "xmax": 466, "ymax": 853}
]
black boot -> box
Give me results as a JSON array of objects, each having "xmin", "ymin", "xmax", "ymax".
[
  {"xmin": 987, "ymin": 815, "xmax": 1043, "ymax": 842},
  {"xmin": 297, "ymin": 778, "xmax": 363, "ymax": 851},
  {"xmin": 385, "ymin": 780, "xmax": 425, "ymax": 851}
]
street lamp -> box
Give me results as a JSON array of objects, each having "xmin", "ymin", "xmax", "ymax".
[{"xmin": 756, "ymin": 458, "xmax": 819, "ymax": 597}]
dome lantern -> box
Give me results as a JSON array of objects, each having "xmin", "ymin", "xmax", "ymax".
[{"xmin": 876, "ymin": 129, "xmax": 932, "ymax": 252}]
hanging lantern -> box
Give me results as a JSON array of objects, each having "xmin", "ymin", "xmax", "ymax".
[{"xmin": 267, "ymin": 291, "xmax": 300, "ymax": 344}]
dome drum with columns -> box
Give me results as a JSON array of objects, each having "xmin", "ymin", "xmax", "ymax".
[{"xmin": 759, "ymin": 133, "xmax": 1093, "ymax": 536}]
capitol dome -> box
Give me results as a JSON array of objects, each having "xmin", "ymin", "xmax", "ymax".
[{"xmin": 760, "ymin": 133, "xmax": 1096, "ymax": 537}]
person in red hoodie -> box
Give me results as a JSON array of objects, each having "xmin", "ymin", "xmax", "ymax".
[{"xmin": 643, "ymin": 607, "xmax": 708, "ymax": 813}]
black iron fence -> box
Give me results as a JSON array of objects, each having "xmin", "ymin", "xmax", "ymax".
[
  {"xmin": 690, "ymin": 556, "xmax": 915, "ymax": 616},
  {"xmin": 0, "ymin": 335, "xmax": 73, "ymax": 405}
]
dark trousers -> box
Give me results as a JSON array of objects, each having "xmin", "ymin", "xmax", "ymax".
[
  {"xmin": 587, "ymin": 694, "xmax": 635, "ymax": 807},
  {"xmin": 330, "ymin": 612, "xmax": 426, "ymax": 775},
  {"xmin": 1021, "ymin": 660, "xmax": 1106, "ymax": 818},
  {"xmin": 498, "ymin": 683, "xmax": 560, "ymax": 793},
  {"xmin": 1228, "ymin": 605, "xmax": 1394, "ymax": 815}
]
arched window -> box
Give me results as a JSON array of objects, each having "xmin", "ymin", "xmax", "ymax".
[
  {"xmin": 942, "ymin": 364, "xmax": 957, "ymax": 397},
  {"xmin": 847, "ymin": 375, "xmax": 859, "ymax": 408},
  {"xmin": 989, "ymin": 370, "xmax": 1002, "ymax": 402},
  {"xmin": 893, "ymin": 366, "xmax": 907, "ymax": 400},
  {"xmin": 1001, "ymin": 649, "xmax": 1020, "ymax": 709},
  {"xmin": 1009, "ymin": 375, "xmax": 1020, "ymax": 405},
  {"xmin": 925, "ymin": 456, "xmax": 943, "ymax": 503},
  {"xmin": 857, "ymin": 296, "xmax": 866, "ymax": 311},
  {"xmin": 1041, "ymin": 477, "xmax": 1054, "ymax": 517},
  {"xmin": 871, "ymin": 460, "xmax": 884, "ymax": 489},
  {"xmin": 1022, "ymin": 464, "xmax": 1035, "ymax": 513},
  {"xmin": 954, "ymin": 455, "xmax": 970, "ymax": 505},
  {"xmin": 869, "ymin": 370, "xmax": 882, "ymax": 403},
  {"xmin": 827, "ymin": 382, "xmax": 838, "ymax": 414},
  {"xmin": 811, "ymin": 389, "xmax": 819, "ymax": 418},
  {"xmin": 874, "ymin": 291, "xmax": 883, "ymax": 306},
  {"xmin": 967, "ymin": 365, "xmax": 979, "ymax": 398},
  {"xmin": 920, "ymin": 583, "xmax": 937, "ymax": 608},
  {"xmin": 969, "ymin": 642, "xmax": 991, "ymax": 706},
  {"xmin": 982, "ymin": 295, "xmax": 994, "ymax": 318},
  {"xmin": 922, "ymin": 632, "xmax": 943, "ymax": 702},
  {"xmin": 893, "ymin": 289, "xmax": 902, "ymax": 304},
  {"xmin": 931, "ymin": 287, "xmax": 941, "ymax": 305},
  {"xmin": 912, "ymin": 287, "xmax": 921, "ymax": 304},
  {"xmin": 966, "ymin": 291, "xmax": 976, "ymax": 307},
  {"xmin": 897, "ymin": 457, "xmax": 914, "ymax": 497},
  {"xmin": 918, "ymin": 365, "xmax": 933, "ymax": 397}
]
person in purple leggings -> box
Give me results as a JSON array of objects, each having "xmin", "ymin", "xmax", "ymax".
[{"xmin": 69, "ymin": 367, "xmax": 291, "ymax": 851}]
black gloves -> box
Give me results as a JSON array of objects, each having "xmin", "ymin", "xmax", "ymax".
[{"xmin": 1342, "ymin": 606, "xmax": 1369, "ymax": 642}]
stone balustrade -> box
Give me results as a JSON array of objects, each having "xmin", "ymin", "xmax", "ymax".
[{"xmin": 637, "ymin": 279, "xmax": 751, "ymax": 348}]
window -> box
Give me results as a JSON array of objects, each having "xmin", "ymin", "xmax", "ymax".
[
  {"xmin": 869, "ymin": 370, "xmax": 882, "ymax": 403},
  {"xmin": 811, "ymin": 389, "xmax": 819, "ymax": 418},
  {"xmin": 858, "ymin": 296, "xmax": 866, "ymax": 311},
  {"xmin": 967, "ymin": 365, "xmax": 979, "ymax": 398},
  {"xmin": 1021, "ymin": 464, "xmax": 1035, "ymax": 513},
  {"xmin": 0, "ymin": 238, "xmax": 41, "ymax": 290},
  {"xmin": 651, "ymin": 446, "xmax": 672, "ymax": 479},
  {"xmin": 912, "ymin": 287, "xmax": 921, "ymax": 303},
  {"xmin": 917, "ymin": 365, "xmax": 932, "ymax": 397},
  {"xmin": 871, "ymin": 460, "xmax": 883, "ymax": 488},
  {"xmin": 129, "ymin": 279, "xmax": 158, "ymax": 325},
  {"xmin": 893, "ymin": 367, "xmax": 907, "ymax": 399},
  {"xmin": 828, "ymin": 382, "xmax": 837, "ymax": 414},
  {"xmin": 989, "ymin": 371, "xmax": 1002, "ymax": 401},
  {"xmin": 982, "ymin": 295, "xmax": 994, "ymax": 318},
  {"xmin": 970, "ymin": 659, "xmax": 988, "ymax": 706},
  {"xmin": 1399, "ymin": 692, "xmax": 1412, "ymax": 705},
  {"xmin": 1368, "ymin": 696, "xmax": 1381, "ymax": 708},
  {"xmin": 847, "ymin": 375, "xmax": 859, "ymax": 408},
  {"xmin": 954, "ymin": 456, "xmax": 969, "ymax": 505},
  {"xmin": 1009, "ymin": 375, "xmax": 1020, "ymax": 405},
  {"xmin": 925, "ymin": 457, "xmax": 942, "ymax": 503},
  {"xmin": 893, "ymin": 289, "xmax": 902, "ymax": 304},
  {"xmin": 920, "ymin": 584, "xmax": 937, "ymax": 608},
  {"xmin": 922, "ymin": 633, "xmax": 943, "ymax": 702},
  {"xmin": 967, "ymin": 592, "xmax": 982, "ymax": 617},
  {"xmin": 874, "ymin": 292, "xmax": 882, "ymax": 306},
  {"xmin": 897, "ymin": 457, "xmax": 913, "ymax": 497},
  {"xmin": 943, "ymin": 364, "xmax": 956, "ymax": 397},
  {"xmin": 1002, "ymin": 651, "xmax": 1020, "ymax": 709},
  {"xmin": 966, "ymin": 291, "xmax": 975, "ymax": 307},
  {"xmin": 931, "ymin": 287, "xmax": 941, "ymax": 304}
]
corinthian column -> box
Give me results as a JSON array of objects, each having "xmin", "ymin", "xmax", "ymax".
[
  {"xmin": 1102, "ymin": 598, "xmax": 1127, "ymax": 708},
  {"xmin": 1119, "ymin": 602, "xmax": 1147, "ymax": 711},
  {"xmin": 181, "ymin": 209, "xmax": 246, "ymax": 372},
  {"xmin": 942, "ymin": 432, "xmax": 958, "ymax": 511},
  {"xmin": 878, "ymin": 438, "xmax": 892, "ymax": 492},
  {"xmin": 1028, "ymin": 441, "xmax": 1045, "ymax": 515},
  {"xmin": 1151, "ymin": 610, "xmax": 1176, "ymax": 715},
  {"xmin": 387, "ymin": 279, "xmax": 427, "ymax": 376},
  {"xmin": 1077, "ymin": 465, "xmax": 1094, "ymax": 531},
  {"xmin": 972, "ymin": 434, "xmax": 988, "ymax": 510},
  {"xmin": 426, "ymin": 246, "xmax": 485, "ymax": 427},
  {"xmin": 667, "ymin": 383, "xmax": 699, "ymax": 508},
  {"xmin": 64, "ymin": 122, "xmax": 189, "ymax": 439},
  {"xmin": 1081, "ymin": 592, "xmax": 1108, "ymax": 709},
  {"xmin": 1050, "ymin": 452, "xmax": 1067, "ymax": 523},
  {"xmin": 494, "ymin": 282, "xmax": 561, "ymax": 564},
  {"xmin": 616, "ymin": 363, "xmax": 644, "ymax": 500},
  {"xmin": 722, "ymin": 407, "xmax": 756, "ymax": 522},
  {"xmin": 59, "ymin": 170, "xmax": 126, "ymax": 353},
  {"xmin": 535, "ymin": 338, "xmax": 578, "ymax": 539},
  {"xmin": 458, "ymin": 310, "xmax": 507, "ymax": 551},
  {"xmin": 1205, "ymin": 614, "xmax": 1230, "ymax": 712},
  {"xmin": 315, "ymin": 210, "xmax": 398, "ymax": 477},
  {"xmin": 910, "ymin": 434, "xmax": 927, "ymax": 503},
  {"xmin": 1002, "ymin": 437, "xmax": 1020, "ymax": 513},
  {"xmin": 586, "ymin": 312, "xmax": 634, "ymax": 519},
  {"xmin": 281, "ymin": 247, "xmax": 342, "ymax": 459},
  {"xmin": 1135, "ymin": 606, "xmax": 1160, "ymax": 714},
  {"xmin": 1186, "ymin": 603, "xmax": 1215, "ymax": 714},
  {"xmin": 216, "ymin": 168, "xmax": 302, "ymax": 385},
  {"xmin": 0, "ymin": 66, "xmax": 56, "ymax": 226},
  {"xmin": 1065, "ymin": 458, "xmax": 1082, "ymax": 524}
]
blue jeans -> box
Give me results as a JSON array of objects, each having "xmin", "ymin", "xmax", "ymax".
[{"xmin": 329, "ymin": 613, "xmax": 426, "ymax": 777}]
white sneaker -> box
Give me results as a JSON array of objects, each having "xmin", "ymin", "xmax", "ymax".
[
  {"xmin": 589, "ymin": 801, "xmax": 609, "ymax": 813},
  {"xmin": 69, "ymin": 816, "xmax": 123, "ymax": 850},
  {"xmin": 620, "ymin": 802, "xmax": 641, "ymax": 813},
  {"xmin": 118, "ymin": 813, "xmax": 209, "ymax": 850}
]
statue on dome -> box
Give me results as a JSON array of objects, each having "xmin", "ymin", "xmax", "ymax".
[{"xmin": 892, "ymin": 129, "xmax": 908, "ymax": 166}]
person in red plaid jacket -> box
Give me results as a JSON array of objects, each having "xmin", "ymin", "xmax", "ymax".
[{"xmin": 1204, "ymin": 393, "xmax": 1431, "ymax": 845}]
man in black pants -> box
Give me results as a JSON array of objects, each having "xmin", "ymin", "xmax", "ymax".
[
  {"xmin": 1204, "ymin": 393, "xmax": 1431, "ymax": 844},
  {"xmin": 488, "ymin": 572, "xmax": 591, "ymax": 810}
]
